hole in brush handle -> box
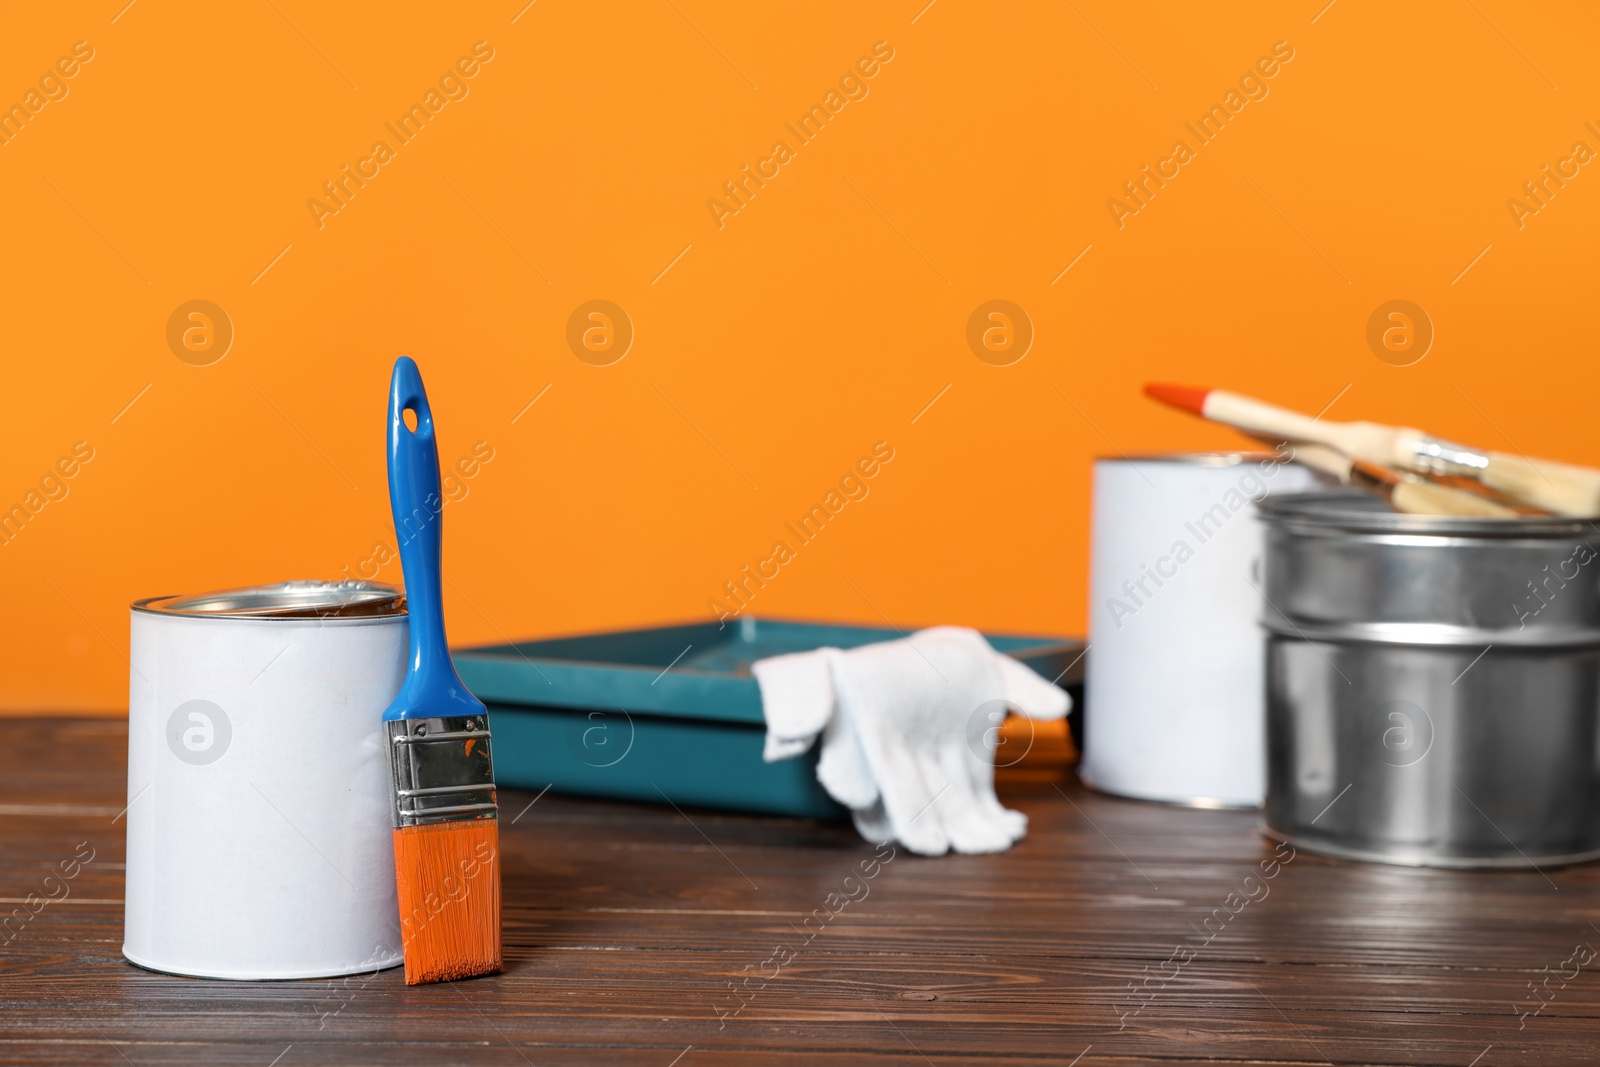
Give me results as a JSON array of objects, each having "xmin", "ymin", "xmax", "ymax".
[{"xmin": 398, "ymin": 399, "xmax": 433, "ymax": 438}]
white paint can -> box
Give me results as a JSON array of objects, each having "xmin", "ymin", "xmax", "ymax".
[
  {"xmin": 124, "ymin": 582, "xmax": 408, "ymax": 980},
  {"xmin": 1081, "ymin": 452, "xmax": 1321, "ymax": 808}
]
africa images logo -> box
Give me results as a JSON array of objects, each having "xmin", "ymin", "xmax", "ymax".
[{"xmin": 167, "ymin": 700, "xmax": 232, "ymax": 766}]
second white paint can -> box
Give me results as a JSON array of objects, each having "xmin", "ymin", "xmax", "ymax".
[{"xmin": 1081, "ymin": 451, "xmax": 1322, "ymax": 808}]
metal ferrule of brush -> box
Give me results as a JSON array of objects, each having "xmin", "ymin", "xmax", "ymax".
[
  {"xmin": 386, "ymin": 715, "xmax": 499, "ymax": 828},
  {"xmin": 1407, "ymin": 437, "xmax": 1491, "ymax": 477}
]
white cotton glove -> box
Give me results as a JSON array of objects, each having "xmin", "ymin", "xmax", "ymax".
[
  {"xmin": 754, "ymin": 648, "xmax": 838, "ymax": 762},
  {"xmin": 799, "ymin": 627, "xmax": 1070, "ymax": 857}
]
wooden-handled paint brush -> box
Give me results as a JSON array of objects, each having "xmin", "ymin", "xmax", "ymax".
[
  {"xmin": 1285, "ymin": 442, "xmax": 1519, "ymax": 517},
  {"xmin": 384, "ymin": 356, "xmax": 503, "ymax": 985},
  {"xmin": 1147, "ymin": 383, "xmax": 1600, "ymax": 517}
]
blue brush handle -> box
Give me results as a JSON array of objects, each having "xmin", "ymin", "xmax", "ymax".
[{"xmin": 383, "ymin": 357, "xmax": 486, "ymax": 723}]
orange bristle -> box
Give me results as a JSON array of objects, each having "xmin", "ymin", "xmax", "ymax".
[
  {"xmin": 1143, "ymin": 382, "xmax": 1213, "ymax": 416},
  {"xmin": 392, "ymin": 819, "xmax": 503, "ymax": 985}
]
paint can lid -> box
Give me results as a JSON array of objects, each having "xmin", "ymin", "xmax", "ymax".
[{"xmin": 133, "ymin": 580, "xmax": 405, "ymax": 619}]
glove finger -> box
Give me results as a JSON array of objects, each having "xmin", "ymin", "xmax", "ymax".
[
  {"xmin": 815, "ymin": 702, "xmax": 878, "ymax": 810},
  {"xmin": 924, "ymin": 740, "xmax": 1002, "ymax": 852},
  {"xmin": 850, "ymin": 799, "xmax": 895, "ymax": 846},
  {"xmin": 939, "ymin": 774, "xmax": 1016, "ymax": 853},
  {"xmin": 945, "ymin": 719, "xmax": 1029, "ymax": 850},
  {"xmin": 995, "ymin": 653, "xmax": 1071, "ymax": 720},
  {"xmin": 870, "ymin": 743, "xmax": 950, "ymax": 856}
]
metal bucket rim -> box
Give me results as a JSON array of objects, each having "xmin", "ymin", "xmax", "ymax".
[
  {"xmin": 1259, "ymin": 490, "xmax": 1600, "ymax": 537},
  {"xmin": 1077, "ymin": 770, "xmax": 1260, "ymax": 810},
  {"xmin": 1095, "ymin": 450, "xmax": 1285, "ymax": 467},
  {"xmin": 1260, "ymin": 617, "xmax": 1600, "ymax": 648},
  {"xmin": 132, "ymin": 580, "xmax": 406, "ymax": 620},
  {"xmin": 1260, "ymin": 826, "xmax": 1600, "ymax": 870}
]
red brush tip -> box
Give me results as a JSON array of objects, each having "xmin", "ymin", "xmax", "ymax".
[{"xmin": 1144, "ymin": 382, "xmax": 1212, "ymax": 416}]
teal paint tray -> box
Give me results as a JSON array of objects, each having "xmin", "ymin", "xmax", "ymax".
[{"xmin": 454, "ymin": 617, "xmax": 1085, "ymax": 819}]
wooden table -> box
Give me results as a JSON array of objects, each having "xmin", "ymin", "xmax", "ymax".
[{"xmin": 1, "ymin": 718, "xmax": 1594, "ymax": 1066}]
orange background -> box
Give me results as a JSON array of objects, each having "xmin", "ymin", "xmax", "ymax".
[{"xmin": 3, "ymin": 1, "xmax": 1597, "ymax": 713}]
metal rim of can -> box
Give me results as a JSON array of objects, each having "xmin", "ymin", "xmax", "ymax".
[
  {"xmin": 132, "ymin": 580, "xmax": 406, "ymax": 620},
  {"xmin": 1259, "ymin": 825, "xmax": 1600, "ymax": 870},
  {"xmin": 1260, "ymin": 617, "xmax": 1600, "ymax": 648},
  {"xmin": 1076, "ymin": 769, "xmax": 1259, "ymax": 811},
  {"xmin": 1094, "ymin": 451, "xmax": 1283, "ymax": 467},
  {"xmin": 1258, "ymin": 490, "xmax": 1600, "ymax": 647},
  {"xmin": 1259, "ymin": 490, "xmax": 1600, "ymax": 537}
]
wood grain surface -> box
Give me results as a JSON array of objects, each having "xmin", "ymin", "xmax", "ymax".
[{"xmin": 1, "ymin": 718, "xmax": 1595, "ymax": 1066}]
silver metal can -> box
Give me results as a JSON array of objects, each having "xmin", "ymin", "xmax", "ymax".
[{"xmin": 1260, "ymin": 492, "xmax": 1600, "ymax": 868}]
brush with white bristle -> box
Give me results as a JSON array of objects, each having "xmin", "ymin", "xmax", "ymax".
[
  {"xmin": 1284, "ymin": 442, "xmax": 1520, "ymax": 518},
  {"xmin": 1147, "ymin": 383, "xmax": 1600, "ymax": 517}
]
